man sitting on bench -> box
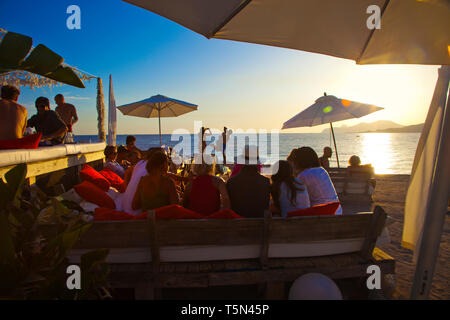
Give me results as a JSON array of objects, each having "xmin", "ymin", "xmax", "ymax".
[{"xmin": 347, "ymin": 155, "xmax": 376, "ymax": 193}]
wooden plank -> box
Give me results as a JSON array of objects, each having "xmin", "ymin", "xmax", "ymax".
[
  {"xmin": 158, "ymin": 273, "xmax": 210, "ymax": 288},
  {"xmin": 0, "ymin": 150, "xmax": 104, "ymax": 180},
  {"xmin": 156, "ymin": 218, "xmax": 265, "ymax": 246},
  {"xmin": 147, "ymin": 211, "xmax": 160, "ymax": 275},
  {"xmin": 260, "ymin": 210, "xmax": 272, "ymax": 268},
  {"xmin": 360, "ymin": 206, "xmax": 387, "ymax": 259},
  {"xmin": 39, "ymin": 213, "xmax": 375, "ymax": 249},
  {"xmin": 265, "ymin": 282, "xmax": 286, "ymax": 300},
  {"xmin": 106, "ymin": 252, "xmax": 395, "ymax": 289},
  {"xmin": 269, "ymin": 214, "xmax": 372, "ymax": 243}
]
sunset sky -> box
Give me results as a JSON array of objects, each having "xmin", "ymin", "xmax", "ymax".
[{"xmin": 1, "ymin": 0, "xmax": 440, "ymax": 135}]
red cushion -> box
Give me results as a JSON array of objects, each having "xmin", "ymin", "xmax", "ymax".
[
  {"xmin": 208, "ymin": 209, "xmax": 243, "ymax": 219},
  {"xmin": 154, "ymin": 205, "xmax": 204, "ymax": 220},
  {"xmin": 100, "ymin": 168, "xmax": 126, "ymax": 193},
  {"xmin": 80, "ymin": 164, "xmax": 110, "ymax": 192},
  {"xmin": 287, "ymin": 202, "xmax": 340, "ymax": 217},
  {"xmin": 74, "ymin": 181, "xmax": 116, "ymax": 209},
  {"xmin": 0, "ymin": 133, "xmax": 42, "ymax": 150}
]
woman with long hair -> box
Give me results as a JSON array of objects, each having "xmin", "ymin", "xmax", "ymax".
[
  {"xmin": 292, "ymin": 147, "xmax": 342, "ymax": 215},
  {"xmin": 132, "ymin": 151, "xmax": 178, "ymax": 211},
  {"xmin": 271, "ymin": 160, "xmax": 310, "ymax": 217}
]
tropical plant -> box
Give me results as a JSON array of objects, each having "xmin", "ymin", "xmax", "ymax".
[
  {"xmin": 0, "ymin": 164, "xmax": 111, "ymax": 299},
  {"xmin": 0, "ymin": 28, "xmax": 87, "ymax": 88}
]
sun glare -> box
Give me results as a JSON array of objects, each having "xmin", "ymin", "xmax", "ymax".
[{"xmin": 361, "ymin": 133, "xmax": 394, "ymax": 174}]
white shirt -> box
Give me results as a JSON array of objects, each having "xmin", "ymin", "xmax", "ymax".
[
  {"xmin": 115, "ymin": 160, "xmax": 147, "ymax": 215},
  {"xmin": 278, "ymin": 178, "xmax": 311, "ymax": 217},
  {"xmin": 297, "ymin": 167, "xmax": 342, "ymax": 215}
]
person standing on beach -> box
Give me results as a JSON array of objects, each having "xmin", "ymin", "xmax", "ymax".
[
  {"xmin": 54, "ymin": 94, "xmax": 78, "ymax": 132},
  {"xmin": 319, "ymin": 146, "xmax": 332, "ymax": 170},
  {"xmin": 221, "ymin": 127, "xmax": 232, "ymax": 165},
  {"xmin": 0, "ymin": 85, "xmax": 27, "ymax": 141}
]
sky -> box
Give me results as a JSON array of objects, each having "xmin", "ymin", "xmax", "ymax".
[{"xmin": 0, "ymin": 0, "xmax": 440, "ymax": 135}]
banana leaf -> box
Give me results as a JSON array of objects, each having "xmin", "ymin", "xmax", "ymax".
[
  {"xmin": 0, "ymin": 31, "xmax": 32, "ymax": 68},
  {"xmin": 0, "ymin": 30, "xmax": 85, "ymax": 88}
]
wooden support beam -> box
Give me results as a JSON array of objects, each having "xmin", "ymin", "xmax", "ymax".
[
  {"xmin": 360, "ymin": 206, "xmax": 387, "ymax": 260},
  {"xmin": 260, "ymin": 210, "xmax": 272, "ymax": 269},
  {"xmin": 0, "ymin": 150, "xmax": 105, "ymax": 180}
]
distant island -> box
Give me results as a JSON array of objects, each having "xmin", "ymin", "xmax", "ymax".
[
  {"xmin": 363, "ymin": 123, "xmax": 424, "ymax": 133},
  {"xmin": 322, "ymin": 120, "xmax": 424, "ymax": 134}
]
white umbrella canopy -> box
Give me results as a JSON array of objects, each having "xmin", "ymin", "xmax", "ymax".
[
  {"xmin": 122, "ymin": 0, "xmax": 450, "ymax": 65},
  {"xmin": 282, "ymin": 94, "xmax": 383, "ymax": 129},
  {"xmin": 117, "ymin": 94, "xmax": 198, "ymax": 146},
  {"xmin": 282, "ymin": 94, "xmax": 383, "ymax": 167}
]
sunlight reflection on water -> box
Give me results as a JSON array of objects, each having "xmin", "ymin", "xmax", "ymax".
[{"xmin": 76, "ymin": 132, "xmax": 420, "ymax": 174}]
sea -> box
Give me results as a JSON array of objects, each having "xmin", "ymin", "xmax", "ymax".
[{"xmin": 75, "ymin": 132, "xmax": 420, "ymax": 175}]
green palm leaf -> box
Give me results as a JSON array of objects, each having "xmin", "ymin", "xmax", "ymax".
[{"xmin": 0, "ymin": 30, "xmax": 85, "ymax": 88}]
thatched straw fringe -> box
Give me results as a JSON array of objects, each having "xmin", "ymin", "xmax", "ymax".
[
  {"xmin": 96, "ymin": 77, "xmax": 106, "ymax": 142},
  {"xmin": 0, "ymin": 70, "xmax": 94, "ymax": 90}
]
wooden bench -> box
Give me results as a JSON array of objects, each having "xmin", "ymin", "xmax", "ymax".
[
  {"xmin": 329, "ymin": 167, "xmax": 376, "ymax": 203},
  {"xmin": 40, "ymin": 206, "xmax": 394, "ymax": 299}
]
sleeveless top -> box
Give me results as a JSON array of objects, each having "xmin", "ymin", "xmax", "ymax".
[{"xmin": 189, "ymin": 175, "xmax": 221, "ymax": 216}]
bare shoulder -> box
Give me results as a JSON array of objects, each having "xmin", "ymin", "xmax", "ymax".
[
  {"xmin": 17, "ymin": 103, "xmax": 27, "ymax": 115},
  {"xmin": 0, "ymin": 100, "xmax": 26, "ymax": 113},
  {"xmin": 162, "ymin": 175, "xmax": 176, "ymax": 186}
]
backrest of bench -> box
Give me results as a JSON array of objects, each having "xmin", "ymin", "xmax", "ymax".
[
  {"xmin": 40, "ymin": 210, "xmax": 381, "ymax": 249},
  {"xmin": 329, "ymin": 167, "xmax": 374, "ymax": 200}
]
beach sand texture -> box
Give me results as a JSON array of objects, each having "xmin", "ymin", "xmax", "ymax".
[{"xmin": 369, "ymin": 175, "xmax": 449, "ymax": 300}]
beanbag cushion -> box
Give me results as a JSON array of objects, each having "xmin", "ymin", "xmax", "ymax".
[
  {"xmin": 0, "ymin": 132, "xmax": 42, "ymax": 150},
  {"xmin": 80, "ymin": 164, "xmax": 110, "ymax": 192},
  {"xmin": 287, "ymin": 202, "xmax": 340, "ymax": 217},
  {"xmin": 100, "ymin": 168, "xmax": 126, "ymax": 193},
  {"xmin": 208, "ymin": 209, "xmax": 243, "ymax": 219},
  {"xmin": 155, "ymin": 204, "xmax": 204, "ymax": 220},
  {"xmin": 74, "ymin": 181, "xmax": 116, "ymax": 209}
]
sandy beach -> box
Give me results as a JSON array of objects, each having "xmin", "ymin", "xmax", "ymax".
[{"xmin": 369, "ymin": 174, "xmax": 449, "ymax": 300}]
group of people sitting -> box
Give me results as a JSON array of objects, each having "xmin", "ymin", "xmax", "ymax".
[
  {"xmin": 0, "ymin": 85, "xmax": 78, "ymax": 146},
  {"xmin": 104, "ymin": 142, "xmax": 353, "ymax": 218}
]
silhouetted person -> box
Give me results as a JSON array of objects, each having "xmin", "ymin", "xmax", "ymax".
[
  {"xmin": 0, "ymin": 85, "xmax": 27, "ymax": 140},
  {"xmin": 319, "ymin": 146, "xmax": 332, "ymax": 170},
  {"xmin": 55, "ymin": 94, "xmax": 78, "ymax": 132},
  {"xmin": 226, "ymin": 146, "xmax": 270, "ymax": 218},
  {"xmin": 27, "ymin": 97, "xmax": 67, "ymax": 145}
]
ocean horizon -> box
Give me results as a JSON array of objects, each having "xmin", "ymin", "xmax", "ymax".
[{"xmin": 75, "ymin": 132, "xmax": 420, "ymax": 175}]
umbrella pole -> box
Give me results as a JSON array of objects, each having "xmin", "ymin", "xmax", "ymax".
[
  {"xmin": 158, "ymin": 107, "xmax": 162, "ymax": 147},
  {"xmin": 330, "ymin": 122, "xmax": 340, "ymax": 168}
]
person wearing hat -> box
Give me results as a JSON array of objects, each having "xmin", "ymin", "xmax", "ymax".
[
  {"xmin": 230, "ymin": 144, "xmax": 263, "ymax": 177},
  {"xmin": 226, "ymin": 145, "xmax": 270, "ymax": 218}
]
